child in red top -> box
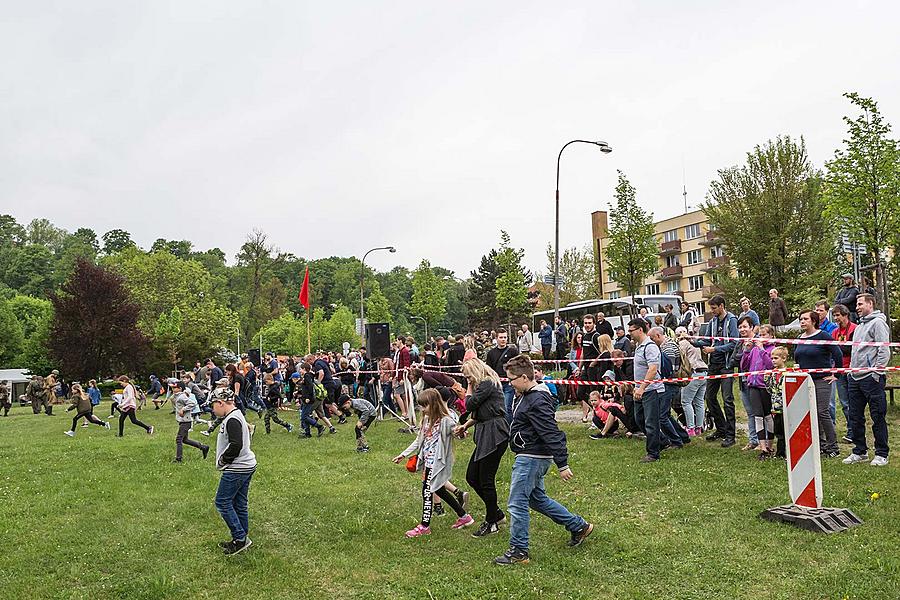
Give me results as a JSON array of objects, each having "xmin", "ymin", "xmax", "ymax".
[{"xmin": 588, "ymin": 374, "xmax": 627, "ymax": 440}]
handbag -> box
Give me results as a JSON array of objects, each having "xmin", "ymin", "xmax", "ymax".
[{"xmin": 405, "ymin": 455, "xmax": 418, "ymax": 473}]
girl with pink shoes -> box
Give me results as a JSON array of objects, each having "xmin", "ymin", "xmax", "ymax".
[{"xmin": 392, "ymin": 389, "xmax": 474, "ymax": 538}]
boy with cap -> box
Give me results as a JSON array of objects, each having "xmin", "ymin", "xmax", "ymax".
[
  {"xmin": 339, "ymin": 393, "xmax": 377, "ymax": 452},
  {"xmin": 172, "ymin": 380, "xmax": 210, "ymax": 462},
  {"xmin": 211, "ymin": 388, "xmax": 257, "ymax": 555}
]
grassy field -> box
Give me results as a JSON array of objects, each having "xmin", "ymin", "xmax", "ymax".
[{"xmin": 1, "ymin": 400, "xmax": 899, "ymax": 600}]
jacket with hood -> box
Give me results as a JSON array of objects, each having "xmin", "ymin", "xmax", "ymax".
[
  {"xmin": 509, "ymin": 382, "xmax": 569, "ymax": 471},
  {"xmin": 849, "ymin": 310, "xmax": 891, "ymax": 381}
]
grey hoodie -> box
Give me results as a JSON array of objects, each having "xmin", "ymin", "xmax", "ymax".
[{"xmin": 849, "ymin": 310, "xmax": 891, "ymax": 381}]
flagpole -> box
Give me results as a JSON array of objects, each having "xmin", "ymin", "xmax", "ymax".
[{"xmin": 306, "ymin": 307, "xmax": 311, "ymax": 356}]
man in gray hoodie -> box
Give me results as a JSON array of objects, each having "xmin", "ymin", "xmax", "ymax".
[{"xmin": 843, "ymin": 294, "xmax": 891, "ymax": 467}]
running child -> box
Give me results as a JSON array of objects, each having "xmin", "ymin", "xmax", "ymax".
[
  {"xmin": 339, "ymin": 393, "xmax": 376, "ymax": 453},
  {"xmin": 392, "ymin": 388, "xmax": 474, "ymax": 537},
  {"xmin": 172, "ymin": 380, "xmax": 210, "ymax": 462},
  {"xmin": 262, "ymin": 372, "xmax": 293, "ymax": 434},
  {"xmin": 115, "ymin": 376, "xmax": 153, "ymax": 437},
  {"xmin": 64, "ymin": 382, "xmax": 110, "ymax": 436}
]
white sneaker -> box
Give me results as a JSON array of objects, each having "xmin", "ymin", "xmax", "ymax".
[
  {"xmin": 64, "ymin": 430, "xmax": 75, "ymax": 437},
  {"xmin": 871, "ymin": 456, "xmax": 888, "ymax": 467},
  {"xmin": 842, "ymin": 453, "xmax": 868, "ymax": 465},
  {"xmin": 104, "ymin": 421, "xmax": 111, "ymax": 430},
  {"xmin": 81, "ymin": 423, "xmax": 89, "ymax": 428}
]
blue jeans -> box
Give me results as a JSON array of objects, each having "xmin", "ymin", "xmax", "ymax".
[
  {"xmin": 634, "ymin": 389, "xmax": 663, "ymax": 459},
  {"xmin": 215, "ymin": 470, "xmax": 254, "ymax": 541},
  {"xmin": 836, "ymin": 374, "xmax": 851, "ymax": 434},
  {"xmin": 848, "ymin": 375, "xmax": 889, "ymax": 458},
  {"xmin": 660, "ymin": 385, "xmax": 689, "ymax": 446},
  {"xmin": 502, "ymin": 383, "xmax": 515, "ymax": 423},
  {"xmin": 380, "ymin": 383, "xmax": 396, "ymax": 413},
  {"xmin": 508, "ymin": 455, "xmax": 586, "ymax": 552},
  {"xmin": 739, "ymin": 383, "xmax": 758, "ymax": 445},
  {"xmin": 300, "ymin": 403, "xmax": 319, "ymax": 434}
]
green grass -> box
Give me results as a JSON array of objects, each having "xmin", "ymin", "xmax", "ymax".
[{"xmin": 2, "ymin": 402, "xmax": 900, "ymax": 600}]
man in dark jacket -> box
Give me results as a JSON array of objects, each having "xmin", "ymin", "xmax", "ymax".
[
  {"xmin": 538, "ymin": 320, "xmax": 554, "ymax": 360},
  {"xmin": 554, "ymin": 317, "xmax": 569, "ymax": 362},
  {"xmin": 767, "ymin": 289, "xmax": 788, "ymax": 329},
  {"xmin": 493, "ymin": 355, "xmax": 592, "ymax": 566},
  {"xmin": 835, "ymin": 274, "xmax": 860, "ymax": 322},
  {"xmin": 445, "ymin": 335, "xmax": 466, "ymax": 372}
]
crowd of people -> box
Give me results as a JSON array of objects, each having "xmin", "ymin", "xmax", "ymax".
[{"xmin": 3, "ymin": 275, "xmax": 893, "ymax": 562}]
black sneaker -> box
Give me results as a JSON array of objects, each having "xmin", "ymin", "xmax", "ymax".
[
  {"xmin": 824, "ymin": 450, "xmax": 841, "ymax": 459},
  {"xmin": 472, "ymin": 521, "xmax": 501, "ymax": 538},
  {"xmin": 317, "ymin": 424, "xmax": 325, "ymax": 437},
  {"xmin": 201, "ymin": 446, "xmax": 210, "ymax": 460},
  {"xmin": 299, "ymin": 432, "xmax": 312, "ymax": 439},
  {"xmin": 338, "ymin": 416, "xmax": 347, "ymax": 425},
  {"xmin": 329, "ymin": 427, "xmax": 337, "ymax": 434},
  {"xmin": 218, "ymin": 540, "xmax": 231, "ymax": 549},
  {"xmin": 568, "ymin": 523, "xmax": 594, "ymax": 547},
  {"xmin": 493, "ymin": 547, "xmax": 529, "ymax": 565},
  {"xmin": 455, "ymin": 489, "xmax": 469, "ymax": 512},
  {"xmin": 223, "ymin": 537, "xmax": 253, "ymax": 556},
  {"xmin": 720, "ymin": 438, "xmax": 736, "ymax": 448},
  {"xmin": 706, "ymin": 431, "xmax": 723, "ymax": 441},
  {"xmin": 589, "ymin": 433, "xmax": 605, "ymax": 440},
  {"xmin": 434, "ymin": 503, "xmax": 446, "ymax": 516},
  {"xmin": 639, "ymin": 454, "xmax": 658, "ymax": 463}
]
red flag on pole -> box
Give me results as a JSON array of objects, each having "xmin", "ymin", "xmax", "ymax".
[{"xmin": 298, "ymin": 266, "xmax": 310, "ymax": 310}]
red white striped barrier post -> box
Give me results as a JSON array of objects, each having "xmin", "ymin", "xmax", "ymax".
[{"xmin": 759, "ymin": 372, "xmax": 861, "ymax": 533}]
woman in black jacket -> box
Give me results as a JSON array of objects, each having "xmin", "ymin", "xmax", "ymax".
[{"xmin": 454, "ymin": 358, "xmax": 509, "ymax": 537}]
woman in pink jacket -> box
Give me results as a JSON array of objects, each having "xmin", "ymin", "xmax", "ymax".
[
  {"xmin": 117, "ymin": 376, "xmax": 154, "ymax": 437},
  {"xmin": 740, "ymin": 325, "xmax": 775, "ymax": 459}
]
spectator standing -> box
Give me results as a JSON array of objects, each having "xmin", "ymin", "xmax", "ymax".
[
  {"xmin": 517, "ymin": 325, "xmax": 533, "ymax": 354},
  {"xmin": 629, "ymin": 318, "xmax": 665, "ymax": 463},
  {"xmin": 835, "ymin": 274, "xmax": 860, "ymax": 322},
  {"xmin": 831, "ymin": 304, "xmax": 856, "ymax": 442},
  {"xmin": 554, "ymin": 317, "xmax": 569, "ymax": 363},
  {"xmin": 595, "ymin": 312, "xmax": 615, "ymax": 339},
  {"xmin": 768, "ymin": 289, "xmax": 789, "ymax": 331},
  {"xmin": 676, "ymin": 327, "xmax": 707, "ymax": 436},
  {"xmin": 738, "ymin": 297, "xmax": 761, "ymax": 328},
  {"xmin": 815, "ymin": 300, "xmax": 837, "ymax": 335},
  {"xmin": 486, "ymin": 331, "xmax": 520, "ymax": 421},
  {"xmin": 793, "ymin": 310, "xmax": 843, "ymax": 458},
  {"xmin": 691, "ymin": 296, "xmax": 739, "ymax": 448},
  {"xmin": 843, "ymin": 294, "xmax": 890, "ymax": 467},
  {"xmin": 538, "ymin": 320, "xmax": 553, "ymax": 360},
  {"xmin": 662, "ymin": 304, "xmax": 679, "ymax": 331}
]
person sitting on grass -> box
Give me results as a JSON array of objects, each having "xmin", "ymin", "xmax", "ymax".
[
  {"xmin": 494, "ymin": 354, "xmax": 593, "ymax": 566},
  {"xmin": 589, "ymin": 381, "xmax": 627, "ymax": 440},
  {"xmin": 64, "ymin": 382, "xmax": 110, "ymax": 436},
  {"xmin": 392, "ymin": 388, "xmax": 474, "ymax": 538},
  {"xmin": 211, "ymin": 389, "xmax": 257, "ymax": 556},
  {"xmin": 339, "ymin": 393, "xmax": 377, "ymax": 453}
]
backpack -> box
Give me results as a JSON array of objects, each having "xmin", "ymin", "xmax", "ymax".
[
  {"xmin": 674, "ymin": 343, "xmax": 692, "ymax": 386},
  {"xmin": 312, "ymin": 380, "xmax": 328, "ymax": 402},
  {"xmin": 659, "ymin": 351, "xmax": 675, "ymax": 380}
]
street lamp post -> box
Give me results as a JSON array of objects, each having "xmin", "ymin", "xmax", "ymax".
[
  {"xmin": 410, "ymin": 315, "xmax": 428, "ymax": 344},
  {"xmin": 360, "ymin": 246, "xmax": 397, "ymax": 341},
  {"xmin": 554, "ymin": 140, "xmax": 612, "ymax": 321}
]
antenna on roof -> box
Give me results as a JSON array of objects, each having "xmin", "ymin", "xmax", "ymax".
[{"xmin": 682, "ymin": 163, "xmax": 688, "ymax": 213}]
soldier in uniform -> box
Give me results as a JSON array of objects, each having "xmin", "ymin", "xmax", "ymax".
[
  {"xmin": 27, "ymin": 375, "xmax": 51, "ymax": 415},
  {"xmin": 0, "ymin": 380, "xmax": 10, "ymax": 416}
]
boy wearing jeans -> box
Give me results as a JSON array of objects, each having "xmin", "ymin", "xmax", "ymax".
[
  {"xmin": 211, "ymin": 390, "xmax": 257, "ymax": 555},
  {"xmin": 494, "ymin": 355, "xmax": 593, "ymax": 565}
]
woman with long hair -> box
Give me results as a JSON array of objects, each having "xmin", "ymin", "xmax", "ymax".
[
  {"xmin": 794, "ymin": 309, "xmax": 843, "ymax": 458},
  {"xmin": 455, "ymin": 359, "xmax": 509, "ymax": 537},
  {"xmin": 463, "ymin": 335, "xmax": 478, "ymax": 363},
  {"xmin": 116, "ymin": 376, "xmax": 153, "ymax": 437},
  {"xmin": 393, "ymin": 389, "xmax": 473, "ymax": 537},
  {"xmin": 64, "ymin": 382, "xmax": 110, "ymax": 436}
]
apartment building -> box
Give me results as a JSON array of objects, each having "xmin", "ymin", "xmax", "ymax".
[{"xmin": 591, "ymin": 208, "xmax": 727, "ymax": 316}]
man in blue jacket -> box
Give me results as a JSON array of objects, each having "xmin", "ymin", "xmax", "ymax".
[
  {"xmin": 494, "ymin": 355, "xmax": 593, "ymax": 566},
  {"xmin": 691, "ymin": 295, "xmax": 739, "ymax": 447},
  {"xmin": 538, "ymin": 320, "xmax": 554, "ymax": 360}
]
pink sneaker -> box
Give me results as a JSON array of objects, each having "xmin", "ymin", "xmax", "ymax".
[
  {"xmin": 687, "ymin": 427, "xmax": 697, "ymax": 437},
  {"xmin": 405, "ymin": 524, "xmax": 431, "ymax": 538},
  {"xmin": 451, "ymin": 514, "xmax": 475, "ymax": 529}
]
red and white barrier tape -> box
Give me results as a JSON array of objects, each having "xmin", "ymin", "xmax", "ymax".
[{"xmin": 687, "ymin": 334, "xmax": 900, "ymax": 348}]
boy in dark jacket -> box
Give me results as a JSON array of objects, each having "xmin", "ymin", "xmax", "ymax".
[{"xmin": 494, "ymin": 355, "xmax": 592, "ymax": 565}]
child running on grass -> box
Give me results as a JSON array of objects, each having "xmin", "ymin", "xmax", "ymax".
[
  {"xmin": 339, "ymin": 393, "xmax": 376, "ymax": 453},
  {"xmin": 64, "ymin": 383, "xmax": 110, "ymax": 436},
  {"xmin": 392, "ymin": 388, "xmax": 474, "ymax": 537},
  {"xmin": 494, "ymin": 354, "xmax": 593, "ymax": 566},
  {"xmin": 262, "ymin": 372, "xmax": 293, "ymax": 434},
  {"xmin": 171, "ymin": 380, "xmax": 209, "ymax": 463}
]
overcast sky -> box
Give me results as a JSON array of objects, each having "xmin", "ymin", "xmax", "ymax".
[{"xmin": 2, "ymin": 1, "xmax": 899, "ymax": 278}]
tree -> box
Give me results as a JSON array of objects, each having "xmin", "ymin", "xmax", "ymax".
[
  {"xmin": 8, "ymin": 295, "xmax": 52, "ymax": 340},
  {"xmin": 0, "ymin": 215, "xmax": 26, "ymax": 246},
  {"xmin": 467, "ymin": 249, "xmax": 502, "ymax": 330},
  {"xmin": 151, "ymin": 239, "xmax": 193, "ymax": 260},
  {"xmin": 2, "ymin": 244, "xmax": 55, "ymax": 297},
  {"xmin": 101, "ymin": 229, "xmax": 135, "ymax": 255},
  {"xmin": 706, "ymin": 136, "xmax": 835, "ymax": 314},
  {"xmin": 365, "ymin": 281, "xmax": 393, "ymax": 325},
  {"xmin": 154, "ymin": 306, "xmax": 183, "ymax": 374},
  {"xmin": 824, "ymin": 92, "xmax": 900, "ymax": 314},
  {"xmin": 323, "ymin": 305, "xmax": 361, "ymax": 350},
  {"xmin": 410, "ymin": 259, "xmax": 447, "ymax": 329},
  {"xmin": 0, "ymin": 298, "xmax": 24, "ymax": 367},
  {"xmin": 543, "ymin": 244, "xmax": 601, "ymax": 306},
  {"xmin": 234, "ymin": 229, "xmax": 284, "ymax": 342},
  {"xmin": 48, "ymin": 259, "xmax": 149, "ymax": 380},
  {"xmin": 495, "ymin": 231, "xmax": 530, "ymax": 326},
  {"xmin": 605, "ymin": 171, "xmax": 659, "ymax": 296},
  {"xmin": 26, "ymin": 218, "xmax": 67, "ymax": 252}
]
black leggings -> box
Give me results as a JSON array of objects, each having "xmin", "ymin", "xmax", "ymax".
[
  {"xmin": 109, "ymin": 401, "xmax": 120, "ymax": 417},
  {"xmin": 421, "ymin": 467, "xmax": 465, "ymax": 527},
  {"xmin": 748, "ymin": 387, "xmax": 775, "ymax": 443},
  {"xmin": 118, "ymin": 408, "xmax": 151, "ymax": 436},
  {"xmin": 465, "ymin": 441, "xmax": 506, "ymax": 524},
  {"xmin": 72, "ymin": 410, "xmax": 104, "ymax": 430}
]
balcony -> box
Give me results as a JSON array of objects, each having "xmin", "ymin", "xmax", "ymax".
[
  {"xmin": 659, "ymin": 239, "xmax": 682, "ymax": 255},
  {"xmin": 702, "ymin": 255, "xmax": 730, "ymax": 271},
  {"xmin": 660, "ymin": 264, "xmax": 683, "ymax": 280},
  {"xmin": 698, "ymin": 230, "xmax": 721, "ymax": 246}
]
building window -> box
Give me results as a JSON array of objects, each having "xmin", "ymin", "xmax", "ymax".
[
  {"xmin": 663, "ymin": 229, "xmax": 678, "ymax": 242},
  {"xmin": 687, "ymin": 249, "xmax": 702, "ymax": 265},
  {"xmin": 684, "ymin": 224, "xmax": 700, "ymax": 239},
  {"xmin": 688, "ymin": 275, "xmax": 704, "ymax": 292},
  {"xmin": 609, "ymin": 291, "xmax": 620, "ymax": 300},
  {"xmin": 666, "ymin": 280, "xmax": 681, "ymax": 292},
  {"xmin": 665, "ymin": 255, "xmax": 680, "ymax": 267},
  {"xmin": 646, "ymin": 283, "xmax": 660, "ymax": 295},
  {"xmin": 691, "ymin": 302, "xmax": 704, "ymax": 316},
  {"xmin": 709, "ymin": 245, "xmax": 724, "ymax": 258}
]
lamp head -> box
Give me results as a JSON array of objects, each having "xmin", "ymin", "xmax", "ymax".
[
  {"xmin": 388, "ymin": 246, "xmax": 396, "ymax": 253},
  {"xmin": 594, "ymin": 141, "xmax": 612, "ymax": 153}
]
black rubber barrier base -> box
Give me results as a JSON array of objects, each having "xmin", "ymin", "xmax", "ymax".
[{"xmin": 759, "ymin": 505, "xmax": 862, "ymax": 534}]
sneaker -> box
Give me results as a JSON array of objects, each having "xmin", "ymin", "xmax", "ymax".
[
  {"xmin": 148, "ymin": 426, "xmax": 155, "ymax": 435},
  {"xmin": 81, "ymin": 423, "xmax": 89, "ymax": 428},
  {"xmin": 299, "ymin": 432, "xmax": 312, "ymax": 439},
  {"xmin": 720, "ymin": 439, "xmax": 736, "ymax": 448},
  {"xmin": 451, "ymin": 514, "xmax": 475, "ymax": 529},
  {"xmin": 741, "ymin": 443, "xmax": 759, "ymax": 451},
  {"xmin": 842, "ymin": 453, "xmax": 869, "ymax": 465},
  {"xmin": 824, "ymin": 450, "xmax": 841, "ymax": 459},
  {"xmin": 841, "ymin": 435, "xmax": 853, "ymax": 444},
  {"xmin": 405, "ymin": 524, "xmax": 431, "ymax": 538},
  {"xmin": 434, "ymin": 503, "xmax": 446, "ymax": 516},
  {"xmin": 706, "ymin": 431, "xmax": 724, "ymax": 441},
  {"xmin": 589, "ymin": 433, "xmax": 605, "ymax": 440},
  {"xmin": 493, "ymin": 547, "xmax": 529, "ymax": 565},
  {"xmin": 172, "ymin": 458, "xmax": 182, "ymax": 463},
  {"xmin": 871, "ymin": 456, "xmax": 889, "ymax": 467},
  {"xmin": 639, "ymin": 454, "xmax": 658, "ymax": 463},
  {"xmin": 104, "ymin": 422, "xmax": 111, "ymax": 430},
  {"xmin": 455, "ymin": 489, "xmax": 469, "ymax": 512},
  {"xmin": 105, "ymin": 415, "xmax": 114, "ymax": 420},
  {"xmin": 568, "ymin": 522, "xmax": 594, "ymax": 547},
  {"xmin": 64, "ymin": 430, "xmax": 75, "ymax": 437},
  {"xmin": 223, "ymin": 537, "xmax": 253, "ymax": 555},
  {"xmin": 202, "ymin": 446, "xmax": 210, "ymax": 460},
  {"xmin": 329, "ymin": 427, "xmax": 337, "ymax": 434},
  {"xmin": 317, "ymin": 425, "xmax": 326, "ymax": 437},
  {"xmin": 200, "ymin": 430, "xmax": 210, "ymax": 437},
  {"xmin": 472, "ymin": 521, "xmax": 500, "ymax": 537},
  {"xmin": 287, "ymin": 424, "xmax": 294, "ymax": 433},
  {"xmin": 359, "ymin": 446, "xmax": 370, "ymax": 453},
  {"xmin": 338, "ymin": 416, "xmax": 347, "ymax": 425}
]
